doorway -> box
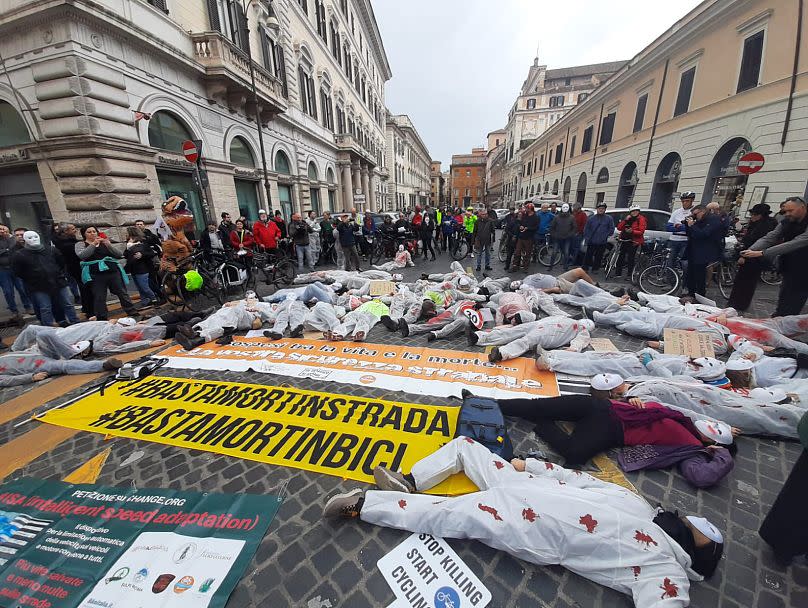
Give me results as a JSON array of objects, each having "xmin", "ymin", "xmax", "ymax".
[
  {"xmin": 0, "ymin": 167, "xmax": 50, "ymax": 236},
  {"xmin": 703, "ymin": 138, "xmax": 750, "ymax": 211},
  {"xmin": 650, "ymin": 153, "xmax": 681, "ymax": 211},
  {"xmin": 615, "ymin": 162, "xmax": 638, "ymax": 209},
  {"xmin": 156, "ymin": 169, "xmax": 206, "ymax": 234},
  {"xmin": 234, "ymin": 179, "xmax": 260, "ymax": 221}
]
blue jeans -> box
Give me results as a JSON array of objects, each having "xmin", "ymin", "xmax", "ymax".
[
  {"xmin": 553, "ymin": 238, "xmax": 573, "ymax": 269},
  {"xmin": 29, "ymin": 287, "xmax": 79, "ymax": 326},
  {"xmin": 667, "ymin": 239, "xmax": 688, "ymax": 270},
  {"xmin": 132, "ymin": 273, "xmax": 156, "ymax": 304},
  {"xmin": 475, "ymin": 246, "xmax": 490, "ymax": 270},
  {"xmin": 296, "ymin": 244, "xmax": 313, "ymax": 270},
  {"xmin": 569, "ymin": 234, "xmax": 583, "ymax": 265},
  {"xmin": 0, "ymin": 269, "xmax": 31, "ymax": 313}
]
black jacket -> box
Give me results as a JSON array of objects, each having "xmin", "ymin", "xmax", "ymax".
[
  {"xmin": 11, "ymin": 246, "xmax": 68, "ymax": 293},
  {"xmin": 51, "ymin": 233, "xmax": 81, "ymax": 279},
  {"xmin": 518, "ymin": 213, "xmax": 540, "ymax": 239},
  {"xmin": 289, "ymin": 220, "xmax": 312, "ymax": 246},
  {"xmin": 686, "ymin": 214, "xmax": 725, "ymax": 265},
  {"xmin": 124, "ymin": 242, "xmax": 157, "ymax": 275}
]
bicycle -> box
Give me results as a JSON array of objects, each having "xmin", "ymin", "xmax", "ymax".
[
  {"xmin": 448, "ymin": 229, "xmax": 469, "ymax": 261},
  {"xmin": 538, "ymin": 235, "xmax": 562, "ymax": 268},
  {"xmin": 161, "ymin": 250, "xmax": 226, "ymax": 312},
  {"xmin": 638, "ymin": 255, "xmax": 682, "ymax": 296},
  {"xmin": 248, "ymin": 248, "xmax": 296, "ymax": 289},
  {"xmin": 707, "ymin": 256, "xmax": 736, "ymax": 300},
  {"xmin": 498, "ymin": 235, "xmax": 512, "ymax": 263}
]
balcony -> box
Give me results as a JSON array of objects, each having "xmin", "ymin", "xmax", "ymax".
[
  {"xmin": 191, "ymin": 31, "xmax": 287, "ymax": 122},
  {"xmin": 335, "ymin": 133, "xmax": 376, "ymax": 166}
]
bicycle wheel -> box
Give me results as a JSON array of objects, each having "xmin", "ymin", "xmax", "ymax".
[
  {"xmin": 450, "ymin": 239, "xmax": 469, "ymax": 261},
  {"xmin": 160, "ymin": 272, "xmax": 186, "ymax": 308},
  {"xmin": 539, "ymin": 245, "xmax": 562, "ymax": 268},
  {"xmin": 718, "ymin": 261, "xmax": 735, "ymax": 300},
  {"xmin": 761, "ymin": 268, "xmax": 782, "ymax": 285},
  {"xmin": 272, "ymin": 259, "xmax": 297, "ymax": 286},
  {"xmin": 370, "ymin": 241, "xmax": 385, "ymax": 265},
  {"xmin": 497, "ymin": 238, "xmax": 509, "ymax": 262},
  {"xmin": 631, "ymin": 255, "xmax": 649, "ymax": 285},
  {"xmin": 639, "ymin": 265, "xmax": 680, "ymax": 295},
  {"xmin": 603, "ymin": 247, "xmax": 618, "ymax": 280}
]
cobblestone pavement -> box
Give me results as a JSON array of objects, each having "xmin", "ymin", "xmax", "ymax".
[{"xmin": 1, "ymin": 249, "xmax": 807, "ymax": 608}]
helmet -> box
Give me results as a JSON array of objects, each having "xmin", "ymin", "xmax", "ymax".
[
  {"xmin": 183, "ymin": 269, "xmax": 204, "ymax": 291},
  {"xmin": 680, "ymin": 191, "xmax": 696, "ymax": 200},
  {"xmin": 629, "ymin": 205, "xmax": 641, "ymax": 212},
  {"xmin": 467, "ymin": 207, "xmax": 473, "ymax": 211}
]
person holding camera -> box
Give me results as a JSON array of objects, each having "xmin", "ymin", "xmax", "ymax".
[{"xmin": 615, "ymin": 205, "xmax": 646, "ymax": 278}]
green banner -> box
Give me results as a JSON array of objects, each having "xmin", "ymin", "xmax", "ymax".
[{"xmin": 0, "ymin": 477, "xmax": 281, "ymax": 608}]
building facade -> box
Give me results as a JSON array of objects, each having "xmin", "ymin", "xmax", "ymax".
[
  {"xmin": 501, "ymin": 58, "xmax": 625, "ymax": 204},
  {"xmin": 384, "ymin": 112, "xmax": 431, "ymax": 210},
  {"xmin": 0, "ymin": 0, "xmax": 391, "ymax": 239},
  {"xmin": 429, "ymin": 160, "xmax": 444, "ymax": 207},
  {"xmin": 516, "ymin": 0, "xmax": 808, "ymax": 214},
  {"xmin": 450, "ymin": 148, "xmax": 487, "ymax": 209}
]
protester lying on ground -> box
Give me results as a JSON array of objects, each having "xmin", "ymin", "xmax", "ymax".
[
  {"xmin": 175, "ymin": 292, "xmax": 275, "ymax": 350},
  {"xmin": 421, "ymin": 260, "xmax": 479, "ymax": 292},
  {"xmin": 486, "ymin": 290, "xmax": 536, "ymax": 325},
  {"xmin": 400, "ymin": 301, "xmax": 485, "ymax": 341},
  {"xmin": 726, "ymin": 334, "xmax": 808, "ymax": 387},
  {"xmin": 379, "ymin": 286, "xmax": 435, "ymax": 333},
  {"xmin": 626, "ymin": 377, "xmax": 807, "ymax": 440},
  {"xmin": 636, "ymin": 293, "xmax": 737, "ymax": 319},
  {"xmin": 372, "ymin": 245, "xmax": 414, "ymax": 272},
  {"xmin": 712, "ymin": 313, "xmax": 808, "ymax": 356},
  {"xmin": 553, "ymin": 281, "xmax": 638, "ymax": 314},
  {"xmin": 303, "ymin": 301, "xmax": 347, "ymax": 335},
  {"xmin": 263, "ymin": 296, "xmax": 308, "ymax": 340},
  {"xmin": 0, "ymin": 332, "xmax": 122, "ymax": 387},
  {"xmin": 511, "ymin": 267, "xmax": 596, "ymax": 294},
  {"xmin": 324, "ymin": 437, "xmax": 724, "ymax": 608},
  {"xmin": 476, "ymin": 276, "xmax": 511, "ymax": 296},
  {"xmin": 293, "ymin": 269, "xmax": 393, "ymax": 284},
  {"xmin": 495, "ymin": 284, "xmax": 571, "ymax": 319},
  {"xmin": 592, "ymin": 309, "xmax": 729, "ymax": 354},
  {"xmin": 469, "ymin": 316, "xmax": 593, "ymax": 362},
  {"xmin": 327, "ymin": 299, "xmax": 390, "ymax": 341},
  {"xmin": 12, "ymin": 312, "xmax": 204, "ymax": 355},
  {"xmin": 263, "ymin": 281, "xmax": 335, "ymax": 304}
]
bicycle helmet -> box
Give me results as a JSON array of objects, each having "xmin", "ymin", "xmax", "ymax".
[
  {"xmin": 183, "ymin": 269, "xmax": 204, "ymax": 291},
  {"xmin": 680, "ymin": 191, "xmax": 696, "ymax": 200},
  {"xmin": 629, "ymin": 205, "xmax": 642, "ymax": 211}
]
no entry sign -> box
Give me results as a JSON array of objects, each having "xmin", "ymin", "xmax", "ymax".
[
  {"xmin": 738, "ymin": 151, "xmax": 765, "ymax": 175},
  {"xmin": 182, "ymin": 139, "xmax": 199, "ymax": 163}
]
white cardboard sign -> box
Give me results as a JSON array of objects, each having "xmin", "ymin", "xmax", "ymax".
[{"xmin": 378, "ymin": 533, "xmax": 491, "ymax": 608}]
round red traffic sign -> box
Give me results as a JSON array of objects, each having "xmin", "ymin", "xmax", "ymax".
[
  {"xmin": 182, "ymin": 140, "xmax": 199, "ymax": 164},
  {"xmin": 738, "ymin": 151, "xmax": 764, "ymax": 175}
]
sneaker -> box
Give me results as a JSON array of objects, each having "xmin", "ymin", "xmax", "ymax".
[
  {"xmin": 465, "ymin": 320, "xmax": 478, "ymax": 346},
  {"xmin": 323, "ymin": 488, "xmax": 364, "ymax": 518},
  {"xmin": 488, "ymin": 347, "xmax": 502, "ymax": 363},
  {"xmin": 426, "ymin": 332, "xmax": 437, "ymax": 342},
  {"xmin": 380, "ymin": 315, "xmax": 398, "ymax": 331},
  {"xmin": 398, "ymin": 318, "xmax": 409, "ymax": 338},
  {"xmin": 263, "ymin": 331, "xmax": 283, "ymax": 340},
  {"xmin": 290, "ymin": 325, "xmax": 304, "ymax": 338},
  {"xmin": 470, "ymin": 253, "xmax": 475, "ymax": 258},
  {"xmin": 102, "ymin": 357, "xmax": 123, "ymax": 371},
  {"xmin": 373, "ymin": 467, "xmax": 414, "ymax": 493}
]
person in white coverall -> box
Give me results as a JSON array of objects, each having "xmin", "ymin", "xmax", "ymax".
[
  {"xmin": 471, "ymin": 317, "xmax": 593, "ymax": 362},
  {"xmin": 328, "ymin": 299, "xmax": 389, "ymax": 341},
  {"xmin": 303, "ymin": 301, "xmax": 345, "ymax": 334},
  {"xmin": 373, "ymin": 245, "xmax": 414, "ymax": 272},
  {"xmin": 263, "ymin": 281, "xmax": 334, "ymax": 304},
  {"xmin": 715, "ymin": 314, "xmax": 808, "ymax": 356},
  {"xmin": 324, "ymin": 437, "xmax": 724, "ymax": 608},
  {"xmin": 727, "ymin": 335, "xmax": 808, "ymax": 387},
  {"xmin": 175, "ymin": 298, "xmax": 276, "ymax": 350},
  {"xmin": 264, "ymin": 296, "xmax": 308, "ymax": 340},
  {"xmin": 553, "ymin": 281, "xmax": 638, "ymax": 314},
  {"xmin": 293, "ymin": 269, "xmax": 392, "ymax": 284}
]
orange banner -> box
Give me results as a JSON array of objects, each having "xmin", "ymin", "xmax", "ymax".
[{"xmin": 157, "ymin": 338, "xmax": 559, "ymax": 400}]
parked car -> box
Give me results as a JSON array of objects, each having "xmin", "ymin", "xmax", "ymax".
[
  {"xmin": 582, "ymin": 207, "xmax": 672, "ymax": 243},
  {"xmin": 491, "ymin": 208, "xmax": 509, "ymax": 228}
]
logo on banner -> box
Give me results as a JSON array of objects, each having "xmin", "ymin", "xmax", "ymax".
[
  {"xmin": 436, "ymin": 586, "xmax": 462, "ymax": 608},
  {"xmin": 174, "ymin": 575, "xmax": 194, "ymax": 593},
  {"xmin": 105, "ymin": 567, "xmax": 130, "ymax": 584},
  {"xmin": 460, "ymin": 303, "xmax": 484, "ymax": 329},
  {"xmin": 173, "ymin": 542, "xmax": 197, "ymax": 563},
  {"xmin": 134, "ymin": 568, "xmax": 149, "ymax": 583},
  {"xmin": 152, "ymin": 573, "xmax": 176, "ymax": 594}
]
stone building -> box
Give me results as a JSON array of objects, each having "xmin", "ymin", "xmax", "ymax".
[
  {"xmin": 449, "ymin": 147, "xmax": 486, "ymax": 209},
  {"xmin": 515, "ymin": 0, "xmax": 808, "ymax": 214},
  {"xmin": 384, "ymin": 112, "xmax": 431, "ymax": 211},
  {"xmin": 0, "ymin": 0, "xmax": 391, "ymax": 238},
  {"xmin": 429, "ymin": 160, "xmax": 444, "ymax": 207}
]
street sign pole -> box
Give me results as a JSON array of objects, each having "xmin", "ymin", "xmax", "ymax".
[{"xmin": 189, "ymin": 138, "xmax": 213, "ymax": 226}]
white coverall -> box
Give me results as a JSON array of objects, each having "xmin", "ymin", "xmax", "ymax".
[
  {"xmin": 264, "ymin": 282, "xmax": 334, "ymax": 304},
  {"xmin": 373, "ymin": 248, "xmax": 414, "ymax": 272},
  {"xmin": 720, "ymin": 315, "xmax": 808, "ymax": 356},
  {"xmin": 293, "ymin": 269, "xmax": 392, "ymax": 284},
  {"xmin": 193, "ymin": 301, "xmax": 275, "ymax": 342},
  {"xmin": 304, "ymin": 302, "xmax": 345, "ymax": 332},
  {"xmin": 406, "ymin": 301, "xmax": 479, "ymax": 340},
  {"xmin": 478, "ymin": 276, "xmax": 511, "ymax": 295},
  {"xmin": 0, "ymin": 335, "xmax": 106, "ymax": 387},
  {"xmin": 425, "ymin": 261, "xmax": 479, "ymax": 291},
  {"xmin": 386, "ymin": 286, "xmax": 426, "ymax": 324},
  {"xmin": 487, "ymin": 292, "xmax": 536, "ymax": 325},
  {"xmin": 13, "ymin": 318, "xmax": 168, "ymax": 355},
  {"xmin": 269, "ymin": 299, "xmax": 308, "ymax": 335},
  {"xmin": 332, "ymin": 300, "xmax": 389, "ymax": 341},
  {"xmin": 476, "ymin": 317, "xmax": 592, "ymax": 359},
  {"xmin": 592, "ymin": 310, "xmax": 729, "ymax": 354},
  {"xmin": 542, "ymin": 350, "xmax": 729, "ymax": 381},
  {"xmin": 554, "ymin": 281, "xmax": 639, "ymax": 314},
  {"xmin": 361, "ymin": 437, "xmax": 696, "ymax": 608},
  {"xmin": 626, "ymin": 378, "xmax": 808, "ymax": 439},
  {"xmin": 637, "ymin": 293, "xmax": 737, "ymax": 319},
  {"xmin": 727, "ymin": 340, "xmax": 808, "ymax": 387}
]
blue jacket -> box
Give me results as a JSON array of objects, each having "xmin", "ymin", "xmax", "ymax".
[
  {"xmin": 686, "ymin": 214, "xmax": 724, "ymax": 265},
  {"xmin": 337, "ymin": 222, "xmax": 356, "ymax": 247},
  {"xmin": 584, "ymin": 213, "xmax": 615, "ymax": 245},
  {"xmin": 537, "ymin": 211, "xmax": 554, "ymax": 237}
]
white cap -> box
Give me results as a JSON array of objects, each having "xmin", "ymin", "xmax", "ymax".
[
  {"xmin": 392, "ymin": 273, "xmax": 403, "ymax": 282},
  {"xmin": 245, "ymin": 290, "xmax": 257, "ymax": 300},
  {"xmin": 117, "ymin": 317, "xmax": 136, "ymax": 327},
  {"xmin": 695, "ymin": 419, "xmax": 734, "ymax": 445},
  {"xmin": 258, "ymin": 209, "xmax": 267, "ymax": 215},
  {"xmin": 685, "ymin": 516, "xmax": 724, "ymax": 544},
  {"xmin": 590, "ymin": 373, "xmax": 624, "ymax": 391},
  {"xmin": 510, "ymin": 280, "xmax": 522, "ymax": 290},
  {"xmin": 725, "ymin": 358, "xmax": 754, "ymax": 371},
  {"xmin": 458, "ymin": 276, "xmax": 471, "ymax": 289},
  {"xmin": 692, "ymin": 357, "xmax": 726, "ymax": 380},
  {"xmin": 749, "ymin": 387, "xmax": 789, "ymax": 404},
  {"xmin": 630, "ymin": 205, "xmax": 641, "ymax": 211}
]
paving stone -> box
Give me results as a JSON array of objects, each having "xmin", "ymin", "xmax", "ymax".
[{"xmin": 758, "ymin": 590, "xmax": 787, "ymax": 608}]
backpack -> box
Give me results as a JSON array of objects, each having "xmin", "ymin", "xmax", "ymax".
[{"xmin": 456, "ymin": 395, "xmax": 513, "ymax": 460}]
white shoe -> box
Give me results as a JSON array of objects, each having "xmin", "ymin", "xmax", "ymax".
[{"xmin": 470, "ymin": 253, "xmax": 475, "ymax": 258}]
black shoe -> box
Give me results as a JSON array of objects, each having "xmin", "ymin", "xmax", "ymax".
[
  {"xmin": 461, "ymin": 388, "xmax": 474, "ymax": 400},
  {"xmin": 420, "ymin": 273, "xmax": 429, "ymax": 280},
  {"xmin": 488, "ymin": 347, "xmax": 502, "ymax": 363},
  {"xmin": 177, "ymin": 324, "xmax": 196, "ymax": 338},
  {"xmin": 478, "ymin": 286, "xmax": 490, "ymax": 296},
  {"xmin": 627, "ymin": 288, "xmax": 640, "ymax": 301},
  {"xmin": 263, "ymin": 331, "xmax": 283, "ymax": 340},
  {"xmin": 380, "ymin": 315, "xmax": 398, "ymax": 331},
  {"xmin": 465, "ymin": 320, "xmax": 478, "ymax": 345},
  {"xmin": 398, "ymin": 318, "xmax": 409, "ymax": 338},
  {"xmin": 426, "ymin": 332, "xmax": 437, "ymax": 342},
  {"xmin": 215, "ymin": 334, "xmax": 234, "ymax": 345},
  {"xmin": 290, "ymin": 325, "xmax": 304, "ymax": 338},
  {"xmin": 177, "ymin": 334, "xmax": 205, "ymax": 351},
  {"xmin": 485, "ymin": 266, "xmax": 493, "ymax": 271},
  {"xmin": 199, "ymin": 307, "xmax": 216, "ymax": 318}
]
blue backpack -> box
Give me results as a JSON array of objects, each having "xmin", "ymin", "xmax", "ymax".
[{"xmin": 456, "ymin": 395, "xmax": 514, "ymax": 460}]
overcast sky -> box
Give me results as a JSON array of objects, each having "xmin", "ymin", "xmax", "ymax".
[{"xmin": 373, "ymin": 0, "xmax": 704, "ymax": 167}]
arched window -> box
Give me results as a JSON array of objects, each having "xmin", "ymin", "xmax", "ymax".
[
  {"xmin": 329, "ymin": 21, "xmax": 340, "ymax": 63},
  {"xmin": 552, "ymin": 179, "xmax": 559, "ymax": 194},
  {"xmin": 298, "ymin": 48, "xmax": 318, "ymax": 119},
  {"xmin": 326, "ymin": 167, "xmax": 336, "ymax": 183},
  {"xmin": 275, "ymin": 150, "xmax": 292, "ymax": 175},
  {"xmin": 576, "ymin": 172, "xmax": 587, "ymax": 204},
  {"xmin": 147, "ymin": 110, "xmax": 194, "ymax": 151},
  {"xmin": 597, "ymin": 167, "xmax": 609, "ymax": 184},
  {"xmin": 308, "ymin": 161, "xmax": 319, "ymax": 181},
  {"xmin": 229, "ymin": 136, "xmax": 255, "ymax": 167},
  {"xmin": 320, "ymin": 73, "xmax": 334, "ymax": 132},
  {"xmin": 544, "ymin": 181, "xmax": 550, "ymax": 193},
  {"xmin": 0, "ymin": 101, "xmax": 31, "ymax": 146}
]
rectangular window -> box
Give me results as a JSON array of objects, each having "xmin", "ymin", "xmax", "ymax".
[
  {"xmin": 569, "ymin": 135, "xmax": 576, "ymax": 158},
  {"xmin": 674, "ymin": 66, "xmax": 696, "ymax": 117},
  {"xmin": 298, "ymin": 0, "xmax": 307, "ymax": 14},
  {"xmin": 273, "ymin": 41, "xmax": 288, "ymax": 98},
  {"xmin": 581, "ymin": 125, "xmax": 593, "ymax": 153},
  {"xmin": 599, "ymin": 112, "xmax": 616, "ymax": 145},
  {"xmin": 633, "ymin": 94, "xmax": 648, "ymax": 133},
  {"xmin": 539, "ymin": 154, "xmax": 544, "ymax": 170},
  {"xmin": 737, "ymin": 30, "xmax": 764, "ymax": 93},
  {"xmin": 554, "ymin": 144, "xmax": 563, "ymax": 164},
  {"xmin": 527, "ymin": 98, "xmax": 536, "ymax": 109}
]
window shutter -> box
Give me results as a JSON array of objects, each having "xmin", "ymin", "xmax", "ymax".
[
  {"xmin": 309, "ymin": 76, "xmax": 318, "ymax": 120},
  {"xmin": 298, "ymin": 66, "xmax": 307, "ymax": 111},
  {"xmin": 260, "ymin": 27, "xmax": 273, "ymax": 72},
  {"xmin": 233, "ymin": 2, "xmax": 250, "ymax": 54},
  {"xmin": 275, "ymin": 44, "xmax": 288, "ymax": 97},
  {"xmin": 149, "ymin": 0, "xmax": 169, "ymax": 13},
  {"xmin": 206, "ymin": 0, "xmax": 221, "ymax": 31}
]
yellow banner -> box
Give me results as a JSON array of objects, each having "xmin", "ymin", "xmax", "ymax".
[{"xmin": 39, "ymin": 377, "xmax": 476, "ymax": 495}]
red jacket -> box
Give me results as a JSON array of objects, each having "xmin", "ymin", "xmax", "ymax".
[
  {"xmin": 253, "ymin": 220, "xmax": 281, "ymax": 249},
  {"xmin": 617, "ymin": 213, "xmax": 647, "ymax": 246},
  {"xmin": 574, "ymin": 210, "xmax": 588, "ymax": 235},
  {"xmin": 230, "ymin": 229, "xmax": 255, "ymax": 250}
]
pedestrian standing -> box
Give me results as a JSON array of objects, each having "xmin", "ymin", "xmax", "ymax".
[
  {"xmin": 289, "ymin": 213, "xmax": 314, "ymax": 271},
  {"xmin": 463, "ymin": 207, "xmax": 477, "ymax": 258},
  {"xmin": 134, "ymin": 219, "xmax": 163, "ymax": 302},
  {"xmin": 51, "ymin": 223, "xmax": 82, "ymax": 303},
  {"xmin": 741, "ymin": 196, "xmax": 808, "ymax": 316},
  {"xmin": 200, "ymin": 222, "xmax": 227, "ymax": 260},
  {"xmin": 124, "ymin": 227, "xmax": 158, "ymax": 307},
  {"xmin": 75, "ymin": 226, "xmax": 136, "ymax": 321},
  {"xmin": 549, "ymin": 203, "xmax": 577, "ymax": 270},
  {"xmin": 615, "ymin": 205, "xmax": 647, "ymax": 278},
  {"xmin": 229, "ymin": 219, "xmax": 255, "ymax": 258},
  {"xmin": 420, "ymin": 213, "xmax": 437, "ymax": 261},
  {"xmin": 319, "ymin": 212, "xmax": 335, "ymax": 266},
  {"xmin": 337, "ymin": 215, "xmax": 361, "ymax": 270},
  {"xmin": 511, "ymin": 203, "xmax": 539, "ymax": 272},
  {"xmin": 502, "ymin": 207, "xmax": 519, "ymax": 269},
  {"xmin": 570, "ymin": 203, "xmax": 588, "ymax": 265},
  {"xmin": 12, "ymin": 230, "xmax": 79, "ymax": 326},
  {"xmin": 252, "ymin": 210, "xmax": 281, "ymax": 254},
  {"xmin": 472, "ymin": 209, "xmax": 494, "ymax": 271},
  {"xmin": 667, "ymin": 192, "xmax": 695, "ymax": 270},
  {"xmin": 0, "ymin": 224, "xmax": 32, "ymax": 321},
  {"xmin": 218, "ymin": 212, "xmax": 235, "ymax": 246},
  {"xmin": 582, "ymin": 203, "xmax": 615, "ymax": 272},
  {"xmin": 273, "ymin": 210, "xmax": 288, "ymax": 239},
  {"xmin": 306, "ymin": 210, "xmax": 321, "ymax": 263},
  {"xmin": 726, "ymin": 203, "xmax": 777, "ymax": 311},
  {"xmin": 684, "ymin": 204, "xmax": 724, "ymax": 297}
]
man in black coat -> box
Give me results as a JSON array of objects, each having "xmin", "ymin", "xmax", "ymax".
[{"xmin": 684, "ymin": 205, "xmax": 724, "ymax": 297}]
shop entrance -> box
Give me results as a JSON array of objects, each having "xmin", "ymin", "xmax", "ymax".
[
  {"xmin": 0, "ymin": 167, "xmax": 50, "ymax": 236},
  {"xmin": 235, "ymin": 179, "xmax": 260, "ymax": 221},
  {"xmin": 650, "ymin": 152, "xmax": 681, "ymax": 211},
  {"xmin": 156, "ymin": 169, "xmax": 206, "ymax": 235},
  {"xmin": 703, "ymin": 138, "xmax": 751, "ymax": 212}
]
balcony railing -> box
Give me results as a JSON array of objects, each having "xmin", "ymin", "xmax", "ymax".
[
  {"xmin": 335, "ymin": 133, "xmax": 376, "ymax": 165},
  {"xmin": 192, "ymin": 31, "xmax": 287, "ymax": 120}
]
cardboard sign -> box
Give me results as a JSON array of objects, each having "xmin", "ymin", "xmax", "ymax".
[
  {"xmin": 589, "ymin": 338, "xmax": 619, "ymax": 353},
  {"xmin": 0, "ymin": 477, "xmax": 279, "ymax": 608},
  {"xmin": 156, "ymin": 338, "xmax": 560, "ymax": 400},
  {"xmin": 40, "ymin": 377, "xmax": 476, "ymax": 495},
  {"xmin": 370, "ymin": 280, "xmax": 397, "ymax": 296},
  {"xmin": 663, "ymin": 328, "xmax": 716, "ymax": 358},
  {"xmin": 378, "ymin": 533, "xmax": 491, "ymax": 608}
]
